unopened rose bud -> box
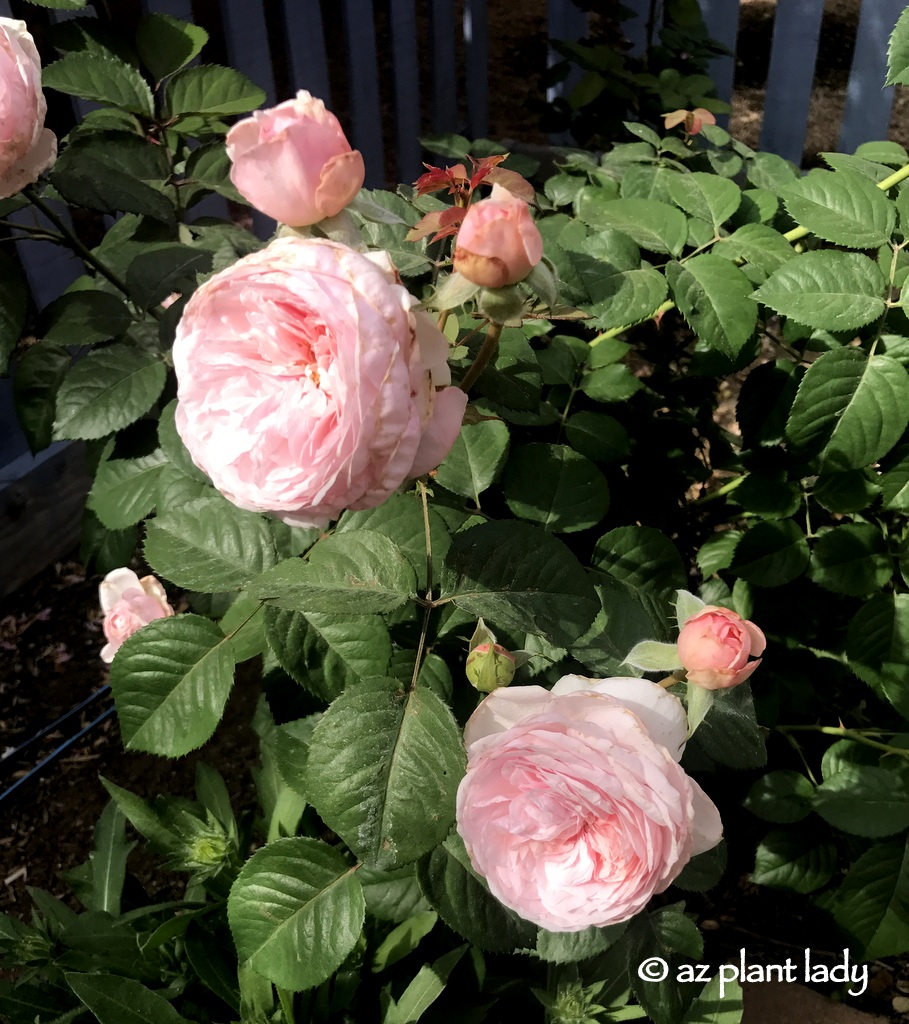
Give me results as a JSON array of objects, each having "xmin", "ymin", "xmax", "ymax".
[
  {"xmin": 453, "ymin": 184, "xmax": 543, "ymax": 289},
  {"xmin": 466, "ymin": 642, "xmax": 516, "ymax": 692},
  {"xmin": 226, "ymin": 90, "xmax": 365, "ymax": 227},
  {"xmin": 99, "ymin": 568, "xmax": 174, "ymax": 663},
  {"xmin": 677, "ymin": 606, "xmax": 766, "ymax": 690}
]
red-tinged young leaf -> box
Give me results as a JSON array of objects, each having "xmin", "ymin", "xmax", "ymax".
[
  {"xmin": 485, "ymin": 166, "xmax": 535, "ymax": 203},
  {"xmin": 405, "ymin": 211, "xmax": 446, "ymax": 242}
]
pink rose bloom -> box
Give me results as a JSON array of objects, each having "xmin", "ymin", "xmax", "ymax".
[
  {"xmin": 99, "ymin": 568, "xmax": 174, "ymax": 664},
  {"xmin": 226, "ymin": 90, "xmax": 365, "ymax": 227},
  {"xmin": 173, "ymin": 236, "xmax": 467, "ymax": 528},
  {"xmin": 677, "ymin": 606, "xmax": 766, "ymax": 690},
  {"xmin": 0, "ymin": 18, "xmax": 56, "ymax": 200},
  {"xmin": 453, "ymin": 183, "xmax": 543, "ymax": 288},
  {"xmin": 456, "ymin": 675, "xmax": 722, "ymax": 932}
]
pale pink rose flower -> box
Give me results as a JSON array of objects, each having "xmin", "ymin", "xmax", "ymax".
[
  {"xmin": 0, "ymin": 18, "xmax": 57, "ymax": 200},
  {"xmin": 173, "ymin": 236, "xmax": 467, "ymax": 528},
  {"xmin": 457, "ymin": 675, "xmax": 723, "ymax": 931},
  {"xmin": 226, "ymin": 90, "xmax": 365, "ymax": 227},
  {"xmin": 99, "ymin": 568, "xmax": 174, "ymax": 663},
  {"xmin": 452, "ymin": 183, "xmax": 543, "ymax": 288},
  {"xmin": 677, "ymin": 606, "xmax": 766, "ymax": 690}
]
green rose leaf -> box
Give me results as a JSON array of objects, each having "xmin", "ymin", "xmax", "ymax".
[
  {"xmin": 264, "ymin": 607, "xmax": 392, "ymax": 702},
  {"xmin": 435, "ymin": 420, "xmax": 510, "ymax": 503},
  {"xmin": 0, "ymin": 250, "xmax": 29, "ymax": 374},
  {"xmin": 168, "ymin": 64, "xmax": 266, "ymax": 117},
  {"xmin": 786, "ymin": 348, "xmax": 909, "ymax": 471},
  {"xmin": 752, "ymin": 251, "xmax": 886, "ymax": 332},
  {"xmin": 440, "ymin": 520, "xmax": 600, "ymax": 647},
  {"xmin": 833, "ymin": 841, "xmax": 909, "ymax": 959},
  {"xmin": 304, "ymin": 677, "xmax": 465, "ymax": 869},
  {"xmin": 503, "ymin": 443, "xmax": 609, "ymax": 533},
  {"xmin": 66, "ymin": 973, "xmax": 191, "ymax": 1024},
  {"xmin": 780, "ymin": 168, "xmax": 895, "ymax": 248},
  {"xmin": 417, "ymin": 832, "xmax": 538, "ymax": 952},
  {"xmin": 136, "ymin": 13, "xmax": 209, "ymax": 81},
  {"xmin": 144, "ymin": 495, "xmax": 277, "ymax": 591},
  {"xmin": 743, "ymin": 770, "xmax": 814, "ymax": 824},
  {"xmin": 728, "ymin": 519, "xmax": 809, "ymax": 587},
  {"xmin": 576, "ymin": 195, "xmax": 688, "ymax": 256},
  {"xmin": 87, "ymin": 450, "xmax": 168, "ymax": 529},
  {"xmin": 564, "ymin": 411, "xmax": 630, "ymax": 462},
  {"xmin": 847, "ymin": 593, "xmax": 909, "ymax": 719},
  {"xmin": 714, "ymin": 223, "xmax": 795, "ymax": 279},
  {"xmin": 667, "ymin": 254, "xmax": 756, "ymax": 357},
  {"xmin": 250, "ymin": 531, "xmax": 417, "ymax": 614},
  {"xmin": 109, "ymin": 614, "xmax": 235, "ymax": 757},
  {"xmin": 751, "ymin": 830, "xmax": 836, "ymax": 894},
  {"xmin": 586, "ymin": 266, "xmax": 667, "ymax": 330},
  {"xmin": 12, "ymin": 342, "xmax": 71, "ymax": 453},
  {"xmin": 40, "ymin": 290, "xmax": 133, "ymax": 347},
  {"xmin": 53, "ymin": 344, "xmax": 166, "ymax": 441},
  {"xmin": 593, "ymin": 525, "xmax": 687, "ymax": 595},
  {"xmin": 666, "ymin": 171, "xmax": 741, "ymax": 232},
  {"xmin": 43, "ymin": 53, "xmax": 154, "ymax": 115},
  {"xmin": 183, "ymin": 143, "xmax": 246, "ymax": 203},
  {"xmin": 809, "ymin": 523, "xmax": 892, "ymax": 596},
  {"xmin": 814, "ymin": 766, "xmax": 909, "ymax": 837},
  {"xmin": 126, "ymin": 245, "xmax": 213, "ymax": 310},
  {"xmin": 227, "ymin": 837, "xmax": 364, "ymax": 991},
  {"xmin": 887, "ymin": 7, "xmax": 909, "ymax": 84}
]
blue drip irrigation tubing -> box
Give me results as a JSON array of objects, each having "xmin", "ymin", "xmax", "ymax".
[
  {"xmin": 0, "ymin": 688, "xmax": 114, "ymax": 806},
  {"xmin": 1, "ymin": 684, "xmax": 111, "ymax": 766}
]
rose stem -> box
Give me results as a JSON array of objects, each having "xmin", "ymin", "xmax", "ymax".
[{"xmin": 459, "ymin": 319, "xmax": 502, "ymax": 393}]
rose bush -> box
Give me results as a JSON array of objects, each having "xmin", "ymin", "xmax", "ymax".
[
  {"xmin": 226, "ymin": 90, "xmax": 365, "ymax": 227},
  {"xmin": 457, "ymin": 676, "xmax": 722, "ymax": 931},
  {"xmin": 0, "ymin": 17, "xmax": 56, "ymax": 199},
  {"xmin": 452, "ymin": 182, "xmax": 543, "ymax": 287},
  {"xmin": 677, "ymin": 606, "xmax": 766, "ymax": 690},
  {"xmin": 173, "ymin": 236, "xmax": 467, "ymax": 527},
  {"xmin": 98, "ymin": 568, "xmax": 174, "ymax": 663}
]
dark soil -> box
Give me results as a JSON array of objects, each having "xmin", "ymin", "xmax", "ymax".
[{"xmin": 0, "ymin": 558, "xmax": 260, "ymax": 917}]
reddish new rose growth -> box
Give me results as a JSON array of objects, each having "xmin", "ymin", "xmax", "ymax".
[
  {"xmin": 452, "ymin": 184, "xmax": 543, "ymax": 288},
  {"xmin": 662, "ymin": 107, "xmax": 716, "ymax": 137},
  {"xmin": 677, "ymin": 606, "xmax": 766, "ymax": 690},
  {"xmin": 409, "ymin": 154, "xmax": 535, "ymax": 243}
]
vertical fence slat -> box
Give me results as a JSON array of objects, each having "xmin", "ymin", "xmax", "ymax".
[
  {"xmin": 281, "ymin": 0, "xmax": 332, "ymax": 104},
  {"xmin": 620, "ymin": 0, "xmax": 653, "ymax": 55},
  {"xmin": 698, "ymin": 0, "xmax": 740, "ymax": 116},
  {"xmin": 217, "ymin": 0, "xmax": 275, "ymax": 234},
  {"xmin": 546, "ymin": 0, "xmax": 587, "ymax": 103},
  {"xmin": 759, "ymin": 0, "xmax": 825, "ymax": 166},
  {"xmin": 838, "ymin": 0, "xmax": 905, "ymax": 154},
  {"xmin": 429, "ymin": 0, "xmax": 458, "ymax": 135},
  {"xmin": 0, "ymin": 0, "xmax": 12, "ymax": 17},
  {"xmin": 387, "ymin": 0, "xmax": 421, "ymax": 181},
  {"xmin": 341, "ymin": 0, "xmax": 384, "ymax": 186},
  {"xmin": 463, "ymin": 0, "xmax": 488, "ymax": 139}
]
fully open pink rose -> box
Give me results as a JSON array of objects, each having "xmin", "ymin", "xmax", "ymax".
[
  {"xmin": 226, "ymin": 90, "xmax": 365, "ymax": 227},
  {"xmin": 99, "ymin": 568, "xmax": 174, "ymax": 664},
  {"xmin": 0, "ymin": 18, "xmax": 56, "ymax": 200},
  {"xmin": 677, "ymin": 606, "xmax": 766, "ymax": 690},
  {"xmin": 456, "ymin": 675, "xmax": 722, "ymax": 931},
  {"xmin": 453, "ymin": 183, "xmax": 543, "ymax": 288},
  {"xmin": 173, "ymin": 237, "xmax": 467, "ymax": 527}
]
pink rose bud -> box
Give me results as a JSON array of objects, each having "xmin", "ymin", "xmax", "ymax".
[
  {"xmin": 457, "ymin": 675, "xmax": 722, "ymax": 931},
  {"xmin": 173, "ymin": 237, "xmax": 468, "ymax": 528},
  {"xmin": 99, "ymin": 568, "xmax": 174, "ymax": 664},
  {"xmin": 225, "ymin": 90, "xmax": 365, "ymax": 227},
  {"xmin": 677, "ymin": 606, "xmax": 766, "ymax": 690},
  {"xmin": 466, "ymin": 642, "xmax": 516, "ymax": 693},
  {"xmin": 452, "ymin": 183, "xmax": 543, "ymax": 288},
  {"xmin": 0, "ymin": 18, "xmax": 57, "ymax": 200}
]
